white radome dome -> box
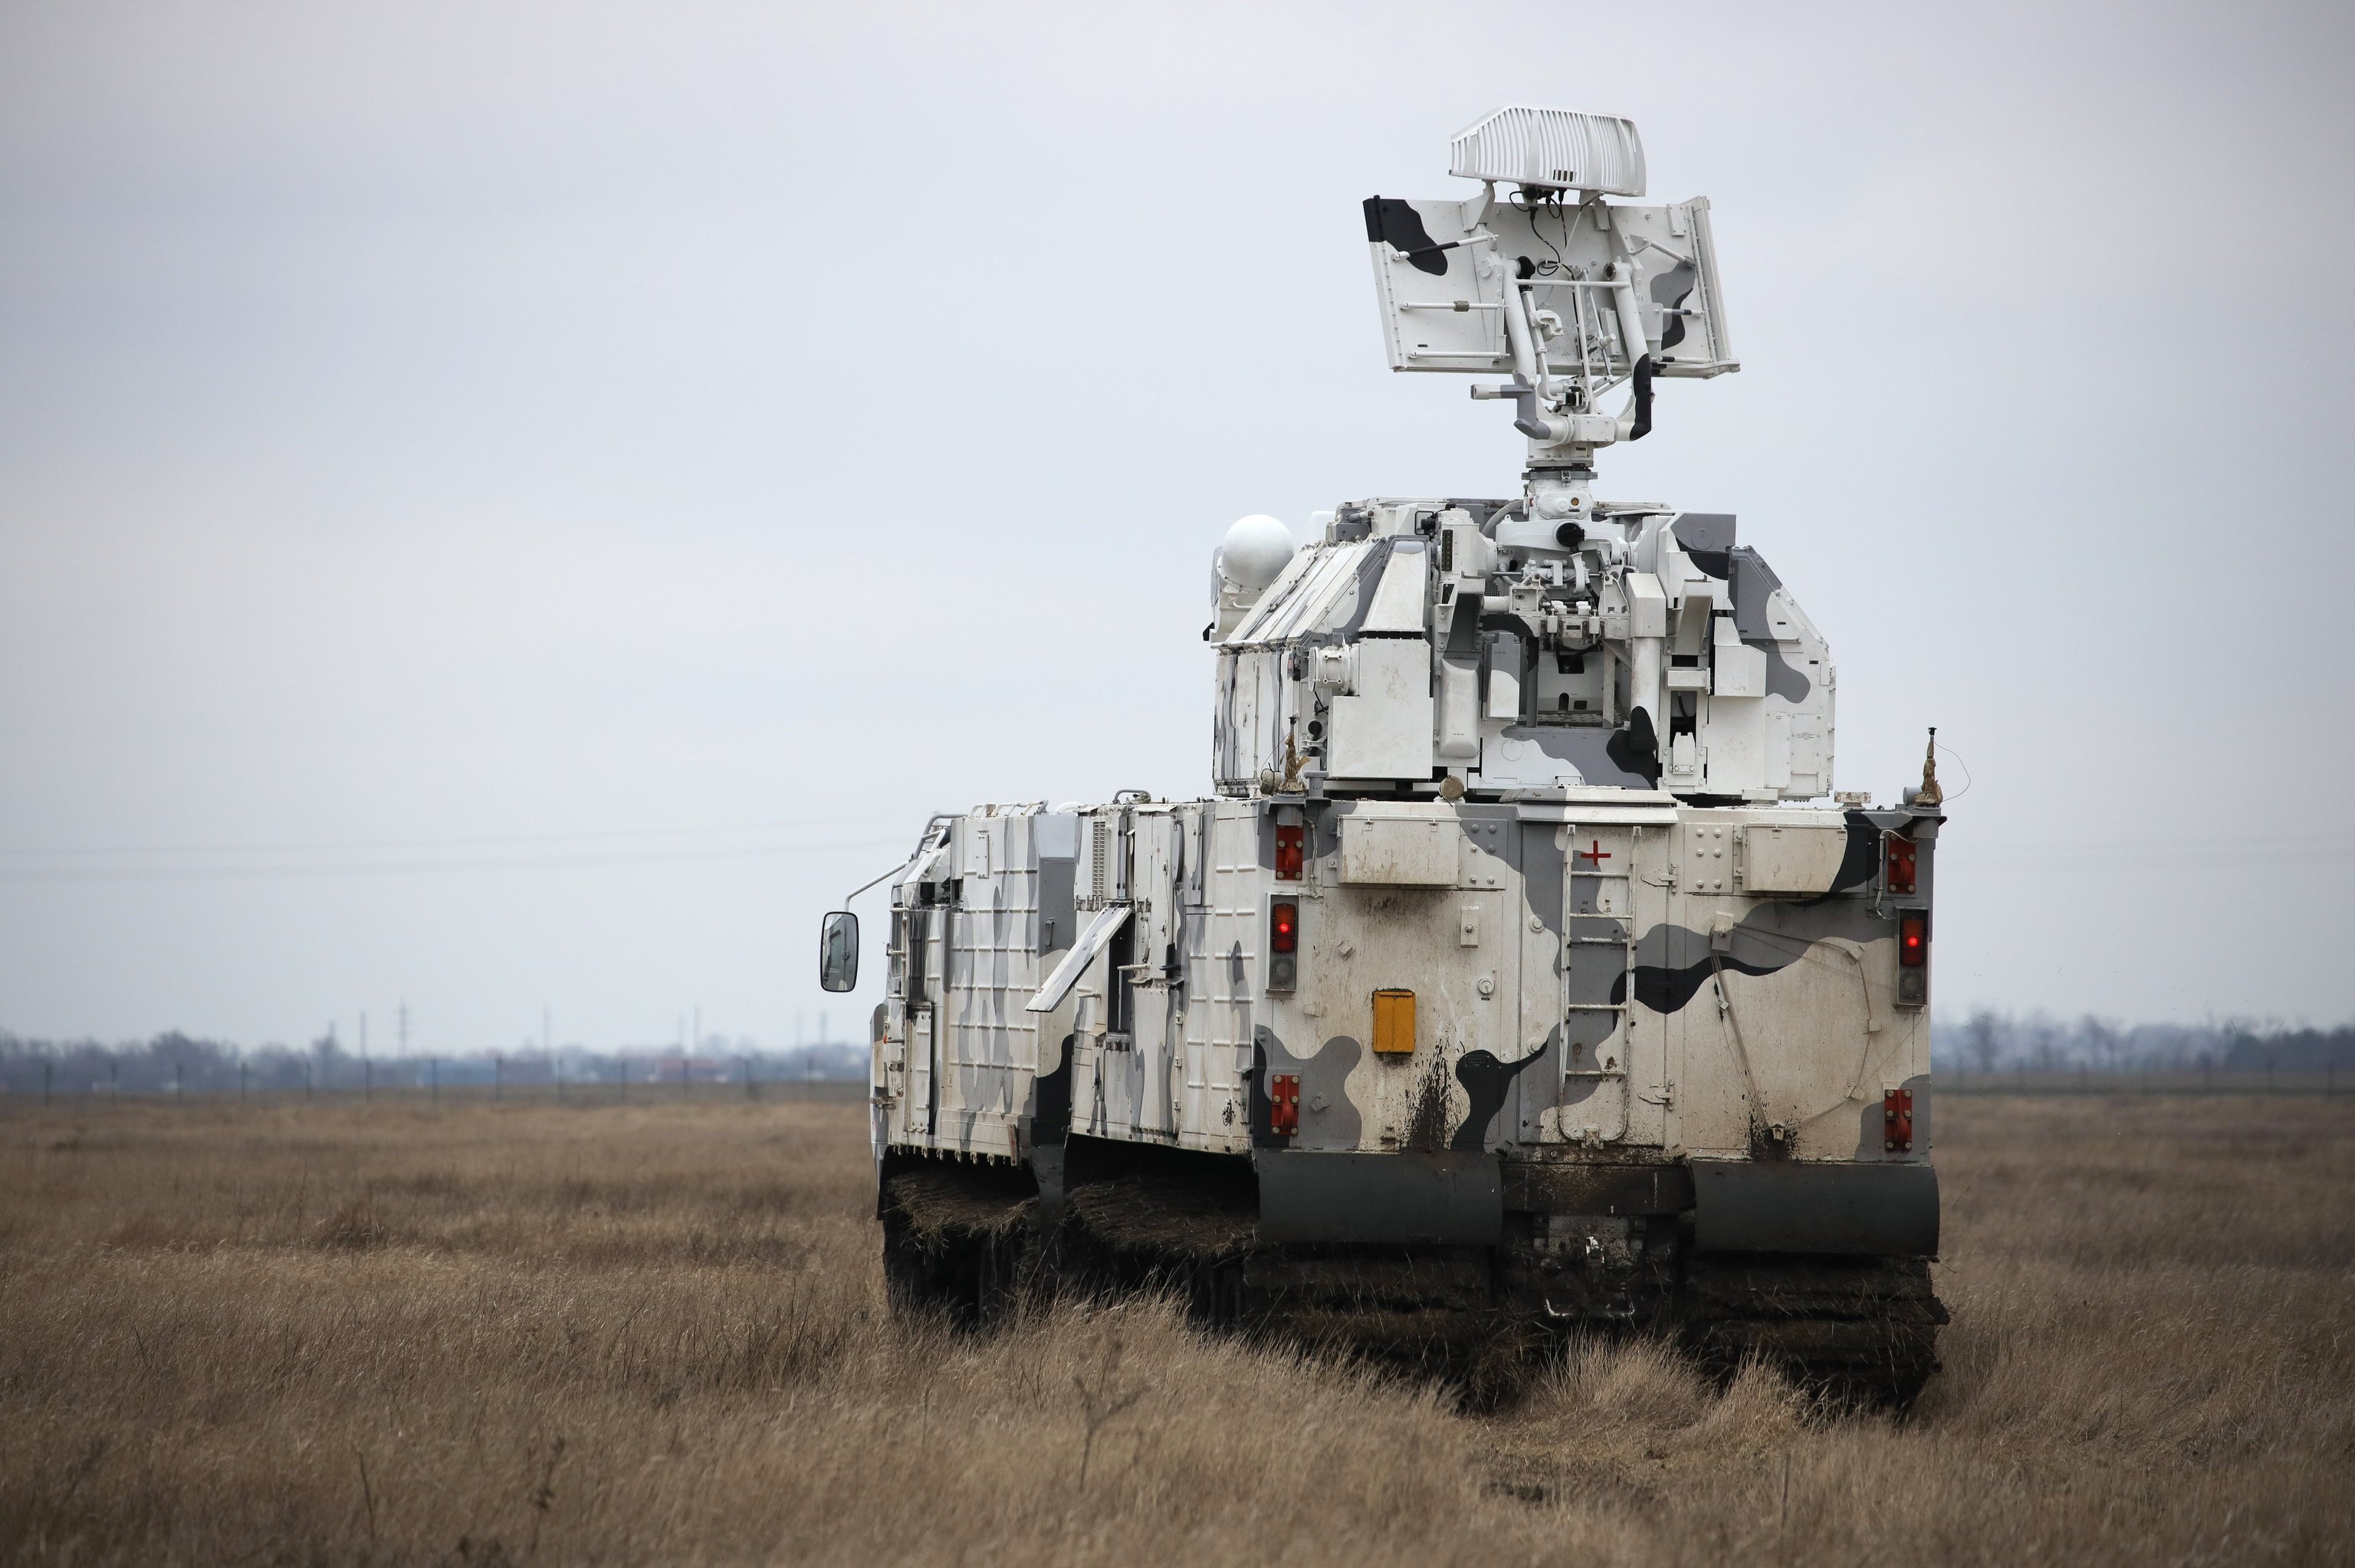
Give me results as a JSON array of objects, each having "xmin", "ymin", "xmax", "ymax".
[{"xmin": 1216, "ymin": 514, "xmax": 1296, "ymax": 592}]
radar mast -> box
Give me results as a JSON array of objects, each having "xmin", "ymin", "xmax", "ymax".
[{"xmin": 1362, "ymin": 106, "xmax": 1738, "ymax": 535}]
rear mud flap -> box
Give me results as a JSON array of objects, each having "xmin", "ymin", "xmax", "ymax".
[
  {"xmin": 1690, "ymin": 1160, "xmax": 1939, "ymax": 1258},
  {"xmin": 1256, "ymin": 1151, "xmax": 1503, "ymax": 1245}
]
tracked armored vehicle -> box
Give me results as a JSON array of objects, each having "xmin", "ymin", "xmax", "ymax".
[{"xmin": 820, "ymin": 107, "xmax": 1946, "ymax": 1402}]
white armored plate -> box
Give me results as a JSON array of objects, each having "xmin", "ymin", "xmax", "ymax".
[
  {"xmin": 1337, "ymin": 817, "xmax": 1457, "ymax": 886},
  {"xmin": 1225, "ymin": 540, "xmax": 1372, "ymax": 648},
  {"xmin": 1740, "ymin": 824, "xmax": 1851, "ymax": 894},
  {"xmin": 1025, "ymin": 902, "xmax": 1131, "ymax": 1012}
]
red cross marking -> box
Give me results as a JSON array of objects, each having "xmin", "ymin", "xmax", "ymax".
[{"xmin": 1576, "ymin": 838, "xmax": 1612, "ymax": 868}]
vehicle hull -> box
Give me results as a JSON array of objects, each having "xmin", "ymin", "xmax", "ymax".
[{"xmin": 869, "ymin": 792, "xmax": 1944, "ymax": 1402}]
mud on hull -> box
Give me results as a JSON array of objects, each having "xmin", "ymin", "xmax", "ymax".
[{"xmin": 879, "ymin": 1143, "xmax": 1946, "ymax": 1409}]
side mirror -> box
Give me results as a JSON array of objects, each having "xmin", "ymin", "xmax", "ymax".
[{"xmin": 818, "ymin": 910, "xmax": 859, "ymax": 992}]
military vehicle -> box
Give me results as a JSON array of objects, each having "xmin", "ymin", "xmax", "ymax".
[{"xmin": 820, "ymin": 105, "xmax": 1946, "ymax": 1402}]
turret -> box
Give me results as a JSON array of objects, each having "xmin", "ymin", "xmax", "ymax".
[{"xmin": 1209, "ymin": 107, "xmax": 1835, "ymax": 804}]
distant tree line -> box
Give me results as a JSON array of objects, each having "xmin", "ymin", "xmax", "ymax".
[
  {"xmin": 1930, "ymin": 1012, "xmax": 2353, "ymax": 1074},
  {"xmin": 0, "ymin": 1029, "xmax": 868, "ymax": 1096},
  {"xmin": 9, "ymin": 1015, "xmax": 2350, "ymax": 1097}
]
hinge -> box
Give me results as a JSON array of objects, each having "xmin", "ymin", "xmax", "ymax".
[
  {"xmin": 1883, "ymin": 1087, "xmax": 1914, "ymax": 1153},
  {"xmin": 1270, "ymin": 1074, "xmax": 1300, "ymax": 1137}
]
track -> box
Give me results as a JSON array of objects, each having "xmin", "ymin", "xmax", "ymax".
[
  {"xmin": 1675, "ymin": 1255, "xmax": 1947, "ymax": 1406},
  {"xmin": 881, "ymin": 1161, "xmax": 1946, "ymax": 1408}
]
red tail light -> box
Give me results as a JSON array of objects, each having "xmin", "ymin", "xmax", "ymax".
[
  {"xmin": 1275, "ymin": 824, "xmax": 1304, "ymax": 881},
  {"xmin": 1898, "ymin": 912, "xmax": 1928, "ymax": 966},
  {"xmin": 1267, "ymin": 899, "xmax": 1299, "ymax": 991}
]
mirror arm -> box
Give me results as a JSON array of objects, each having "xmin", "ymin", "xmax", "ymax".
[{"xmin": 836, "ymin": 852, "xmax": 919, "ymax": 914}]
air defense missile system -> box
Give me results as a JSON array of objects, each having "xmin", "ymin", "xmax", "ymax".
[{"xmin": 820, "ymin": 106, "xmax": 1947, "ymax": 1402}]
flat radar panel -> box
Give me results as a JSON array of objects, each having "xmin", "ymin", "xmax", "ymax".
[{"xmin": 1365, "ymin": 194, "xmax": 1737, "ymax": 381}]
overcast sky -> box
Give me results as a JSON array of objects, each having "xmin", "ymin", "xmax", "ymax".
[{"xmin": 2, "ymin": 0, "xmax": 2350, "ymax": 1053}]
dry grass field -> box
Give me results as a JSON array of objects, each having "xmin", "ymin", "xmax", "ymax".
[{"xmin": 2, "ymin": 1089, "xmax": 2351, "ymax": 1566}]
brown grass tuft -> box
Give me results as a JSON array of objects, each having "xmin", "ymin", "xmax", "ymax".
[
  {"xmin": 1, "ymin": 1091, "xmax": 2350, "ymax": 1564},
  {"xmin": 314, "ymin": 1193, "xmax": 391, "ymax": 1250}
]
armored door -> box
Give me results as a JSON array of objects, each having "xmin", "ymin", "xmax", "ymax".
[{"xmin": 1123, "ymin": 811, "xmax": 1181, "ymax": 1139}]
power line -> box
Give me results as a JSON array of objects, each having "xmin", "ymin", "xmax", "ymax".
[
  {"xmin": 1948, "ymin": 837, "xmax": 2355, "ymax": 870},
  {"xmin": 0, "ymin": 835, "xmax": 914, "ymax": 884},
  {"xmin": 0, "ymin": 812, "xmax": 911, "ymax": 861},
  {"xmin": 9, "ymin": 831, "xmax": 2348, "ymax": 883}
]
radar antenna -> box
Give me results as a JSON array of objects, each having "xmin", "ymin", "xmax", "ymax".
[{"xmin": 1364, "ymin": 106, "xmax": 1738, "ymax": 531}]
